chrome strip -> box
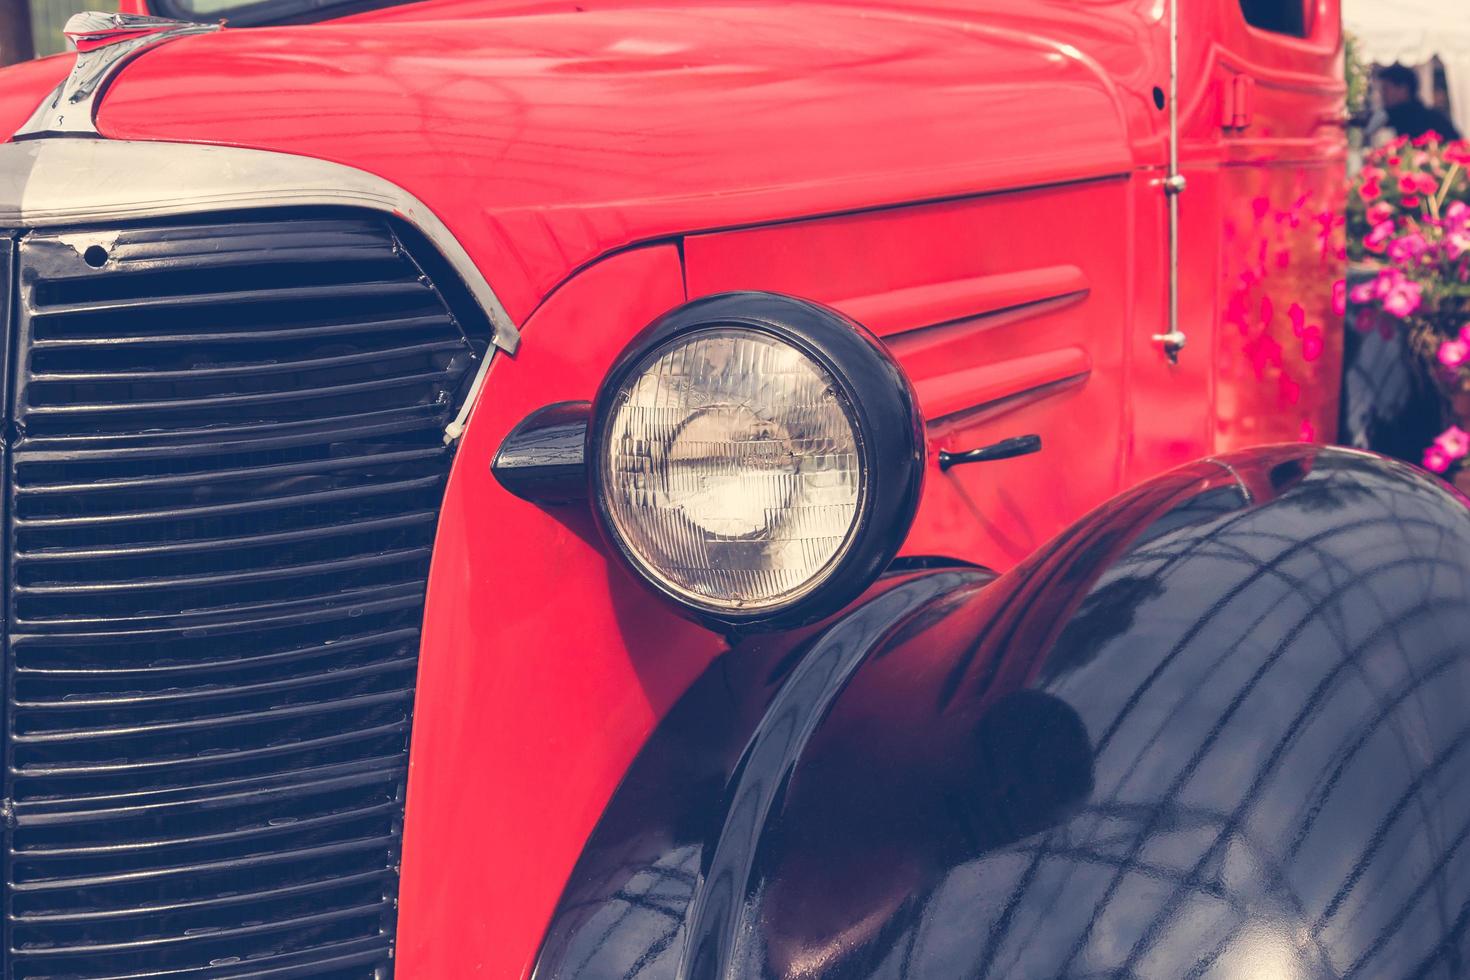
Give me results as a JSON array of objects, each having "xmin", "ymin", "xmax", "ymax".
[
  {"xmin": 0, "ymin": 138, "xmax": 519, "ymax": 442},
  {"xmin": 1149, "ymin": 0, "xmax": 1187, "ymax": 362},
  {"xmin": 16, "ymin": 14, "xmax": 221, "ymax": 139}
]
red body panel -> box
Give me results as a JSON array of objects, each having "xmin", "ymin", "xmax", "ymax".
[
  {"xmin": 0, "ymin": 1, "xmax": 1345, "ymax": 974},
  {"xmin": 0, "ymin": 55, "xmax": 68, "ymax": 136},
  {"xmin": 399, "ymin": 245, "xmax": 724, "ymax": 977},
  {"xmin": 684, "ymin": 181, "xmax": 1133, "ymax": 568},
  {"xmin": 1208, "ymin": 12, "xmax": 1347, "ymax": 447},
  {"xmin": 91, "ymin": 4, "xmax": 1133, "ymax": 323}
]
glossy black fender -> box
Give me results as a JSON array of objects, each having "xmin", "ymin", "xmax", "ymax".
[{"xmin": 533, "ymin": 446, "xmax": 1470, "ymax": 979}]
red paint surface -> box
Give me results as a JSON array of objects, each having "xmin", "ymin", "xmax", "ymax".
[
  {"xmin": 685, "ymin": 180, "xmax": 1133, "ymax": 570},
  {"xmin": 402, "ymin": 245, "xmax": 725, "ymax": 977},
  {"xmin": 0, "ymin": 55, "xmax": 68, "ymax": 137},
  {"xmin": 1210, "ymin": 13, "xmax": 1347, "ymax": 449},
  {"xmin": 91, "ymin": 4, "xmax": 1132, "ymax": 323},
  {"xmin": 0, "ymin": 0, "xmax": 1346, "ymax": 975}
]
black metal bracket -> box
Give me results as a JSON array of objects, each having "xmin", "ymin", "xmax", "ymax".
[
  {"xmin": 492, "ymin": 400, "xmax": 590, "ymax": 503},
  {"xmin": 938, "ymin": 434, "xmax": 1042, "ymax": 471}
]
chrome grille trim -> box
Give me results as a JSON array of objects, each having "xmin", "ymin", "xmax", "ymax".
[
  {"xmin": 0, "ymin": 138, "xmax": 520, "ymax": 446},
  {"xmin": 2, "ymin": 213, "xmax": 483, "ymax": 979}
]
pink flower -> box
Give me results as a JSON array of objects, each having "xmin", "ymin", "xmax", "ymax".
[
  {"xmin": 1382, "ymin": 278, "xmax": 1424, "ymax": 318},
  {"xmin": 1415, "ymin": 172, "xmax": 1440, "ymax": 195},
  {"xmin": 1424, "ymin": 444, "xmax": 1453, "ymax": 474},
  {"xmin": 1358, "ymin": 179, "xmax": 1382, "ymax": 203},
  {"xmin": 1439, "ymin": 338, "xmax": 1470, "ymax": 368},
  {"xmin": 1350, "ymin": 281, "xmax": 1375, "ymax": 304},
  {"xmin": 1414, "ymin": 131, "xmax": 1444, "ymax": 148},
  {"xmin": 1371, "ymin": 267, "xmax": 1406, "ymax": 298},
  {"xmin": 1367, "ymin": 201, "xmax": 1395, "ymax": 225},
  {"xmin": 1448, "ymin": 141, "xmax": 1470, "ymax": 166},
  {"xmin": 1399, "ymin": 174, "xmax": 1420, "ymax": 194},
  {"xmin": 1365, "ymin": 221, "xmax": 1395, "ymax": 253},
  {"xmin": 1388, "ymin": 232, "xmax": 1429, "ymax": 264},
  {"xmin": 1402, "ymin": 194, "xmax": 1422, "ymax": 209},
  {"xmin": 1437, "ymin": 426, "xmax": 1470, "ymax": 460},
  {"xmin": 1447, "ymin": 200, "xmax": 1469, "ymax": 226},
  {"xmin": 1332, "ymin": 279, "xmax": 1346, "ymax": 316}
]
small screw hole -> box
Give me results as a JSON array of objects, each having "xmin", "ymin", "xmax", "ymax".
[
  {"xmin": 82, "ymin": 245, "xmax": 108, "ymax": 268},
  {"xmin": 1152, "ymin": 87, "xmax": 1166, "ymax": 110}
]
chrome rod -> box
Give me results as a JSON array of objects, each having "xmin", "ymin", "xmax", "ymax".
[{"xmin": 1151, "ymin": 0, "xmax": 1187, "ymax": 361}]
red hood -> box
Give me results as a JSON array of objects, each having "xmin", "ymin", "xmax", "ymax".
[{"xmin": 9, "ymin": 1, "xmax": 1132, "ymax": 321}]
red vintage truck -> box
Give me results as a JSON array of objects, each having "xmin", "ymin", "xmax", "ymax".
[{"xmin": 0, "ymin": 0, "xmax": 1467, "ymax": 977}]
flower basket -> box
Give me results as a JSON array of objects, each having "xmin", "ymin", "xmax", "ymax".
[{"xmin": 1346, "ymin": 133, "xmax": 1470, "ymax": 480}]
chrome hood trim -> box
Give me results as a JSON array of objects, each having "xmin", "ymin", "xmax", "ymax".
[
  {"xmin": 16, "ymin": 13, "xmax": 221, "ymax": 139},
  {"xmin": 0, "ymin": 137, "xmax": 520, "ymax": 441}
]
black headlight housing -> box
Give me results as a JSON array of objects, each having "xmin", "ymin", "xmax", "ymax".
[{"xmin": 495, "ymin": 291, "xmax": 923, "ymax": 631}]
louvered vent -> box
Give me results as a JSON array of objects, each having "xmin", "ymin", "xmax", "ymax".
[{"xmin": 2, "ymin": 216, "xmax": 486, "ymax": 978}]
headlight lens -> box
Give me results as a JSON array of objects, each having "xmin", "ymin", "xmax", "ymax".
[
  {"xmin": 600, "ymin": 328, "xmax": 865, "ymax": 612},
  {"xmin": 588, "ymin": 292, "xmax": 924, "ymax": 630}
]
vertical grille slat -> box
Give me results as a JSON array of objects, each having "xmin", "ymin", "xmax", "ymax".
[{"xmin": 1, "ymin": 215, "xmax": 485, "ymax": 978}]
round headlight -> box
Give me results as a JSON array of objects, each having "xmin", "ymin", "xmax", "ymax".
[{"xmin": 590, "ymin": 292, "xmax": 923, "ymax": 628}]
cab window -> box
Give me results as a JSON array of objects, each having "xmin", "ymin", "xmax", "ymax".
[{"xmin": 1239, "ymin": 0, "xmax": 1309, "ymax": 37}]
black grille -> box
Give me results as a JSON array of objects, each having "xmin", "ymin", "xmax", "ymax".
[{"xmin": 1, "ymin": 216, "xmax": 485, "ymax": 978}]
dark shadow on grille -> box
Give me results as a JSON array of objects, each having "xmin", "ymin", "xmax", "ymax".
[{"xmin": 2, "ymin": 214, "xmax": 486, "ymax": 979}]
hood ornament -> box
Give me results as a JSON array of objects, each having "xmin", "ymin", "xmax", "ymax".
[{"xmin": 15, "ymin": 12, "xmax": 220, "ymax": 139}]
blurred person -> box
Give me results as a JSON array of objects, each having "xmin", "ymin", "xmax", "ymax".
[
  {"xmin": 1433, "ymin": 85, "xmax": 1452, "ymax": 115},
  {"xmin": 1377, "ymin": 63, "xmax": 1461, "ymax": 140}
]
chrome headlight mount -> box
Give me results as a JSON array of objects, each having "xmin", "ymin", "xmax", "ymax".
[{"xmin": 587, "ymin": 292, "xmax": 923, "ymax": 630}]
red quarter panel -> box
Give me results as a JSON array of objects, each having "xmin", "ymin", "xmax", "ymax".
[{"xmin": 397, "ymin": 244, "xmax": 725, "ymax": 978}]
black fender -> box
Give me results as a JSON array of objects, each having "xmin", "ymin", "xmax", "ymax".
[{"xmin": 533, "ymin": 445, "xmax": 1470, "ymax": 979}]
